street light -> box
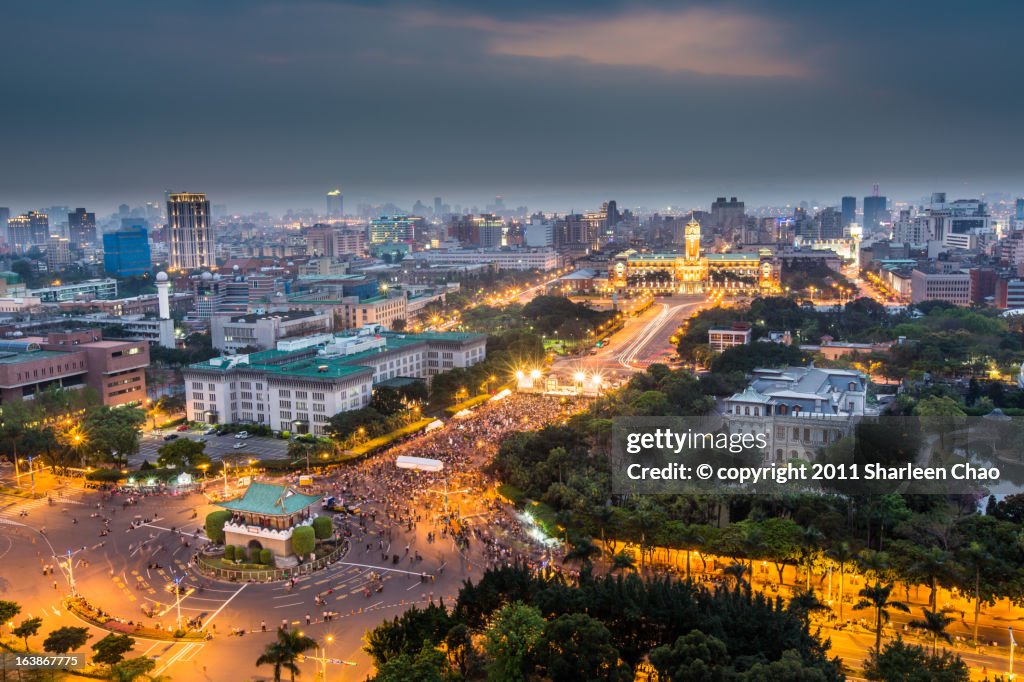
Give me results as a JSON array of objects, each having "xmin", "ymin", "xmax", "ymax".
[
  {"xmin": 171, "ymin": 575, "xmax": 184, "ymax": 631},
  {"xmin": 323, "ymin": 634, "xmax": 333, "ymax": 681}
]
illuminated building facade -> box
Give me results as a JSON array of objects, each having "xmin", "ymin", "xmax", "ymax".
[
  {"xmin": 608, "ymin": 218, "xmax": 776, "ymax": 294},
  {"xmin": 168, "ymin": 193, "xmax": 215, "ymax": 271}
]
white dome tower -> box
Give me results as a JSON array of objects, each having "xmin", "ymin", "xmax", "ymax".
[{"xmin": 156, "ymin": 271, "xmax": 171, "ymax": 320}]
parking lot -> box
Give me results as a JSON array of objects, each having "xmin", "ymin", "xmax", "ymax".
[{"xmin": 132, "ymin": 429, "xmax": 291, "ymax": 467}]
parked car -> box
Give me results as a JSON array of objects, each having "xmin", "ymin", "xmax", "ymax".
[
  {"xmin": 203, "ymin": 427, "xmax": 217, "ymax": 435},
  {"xmin": 163, "ymin": 434, "xmax": 179, "ymax": 441},
  {"xmin": 234, "ymin": 431, "xmax": 249, "ymax": 439},
  {"xmin": 176, "ymin": 424, "xmax": 189, "ymax": 432},
  {"xmin": 232, "ymin": 442, "xmax": 245, "ymax": 449}
]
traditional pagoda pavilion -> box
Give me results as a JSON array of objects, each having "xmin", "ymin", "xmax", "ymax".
[{"xmin": 218, "ymin": 482, "xmax": 321, "ymax": 559}]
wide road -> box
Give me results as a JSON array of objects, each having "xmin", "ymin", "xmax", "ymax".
[{"xmin": 549, "ymin": 295, "xmax": 708, "ymax": 389}]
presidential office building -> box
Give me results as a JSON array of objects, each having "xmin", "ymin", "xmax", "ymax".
[
  {"xmin": 183, "ymin": 327, "xmax": 486, "ymax": 434},
  {"xmin": 607, "ymin": 218, "xmax": 777, "ymax": 294}
]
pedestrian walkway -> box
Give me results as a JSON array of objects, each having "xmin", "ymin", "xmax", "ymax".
[{"xmin": 0, "ymin": 492, "xmax": 84, "ymax": 518}]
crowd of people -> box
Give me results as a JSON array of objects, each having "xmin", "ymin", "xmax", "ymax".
[{"xmin": 316, "ymin": 393, "xmax": 588, "ymax": 581}]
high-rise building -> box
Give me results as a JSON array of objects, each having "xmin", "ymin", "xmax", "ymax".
[
  {"xmin": 8, "ymin": 211, "xmax": 49, "ymax": 252},
  {"xmin": 45, "ymin": 237, "xmax": 72, "ymax": 271},
  {"xmin": 433, "ymin": 197, "xmax": 443, "ymax": 217},
  {"xmin": 863, "ymin": 194, "xmax": 888, "ymax": 232},
  {"xmin": 0, "ymin": 208, "xmax": 9, "ymax": 245},
  {"xmin": 710, "ymin": 197, "xmax": 745, "ymax": 235},
  {"xmin": 370, "ymin": 215, "xmax": 422, "ymax": 243},
  {"xmin": 841, "ymin": 196, "xmax": 856, "ymax": 228},
  {"xmin": 476, "ymin": 214, "xmax": 504, "ymax": 248},
  {"xmin": 68, "ymin": 208, "xmax": 97, "ymax": 247},
  {"xmin": 815, "ymin": 207, "xmax": 843, "ymax": 239},
  {"xmin": 524, "ymin": 221, "xmax": 554, "ymax": 247},
  {"xmin": 167, "ymin": 192, "xmax": 215, "ymax": 271},
  {"xmin": 1016, "ymin": 198, "xmax": 1024, "ymax": 221},
  {"xmin": 604, "ymin": 200, "xmax": 621, "ymax": 228},
  {"xmin": 103, "ymin": 227, "xmax": 152, "ymax": 276},
  {"xmin": 326, "ymin": 189, "xmax": 344, "ymax": 218}
]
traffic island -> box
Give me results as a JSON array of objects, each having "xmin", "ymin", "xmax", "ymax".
[
  {"xmin": 64, "ymin": 597, "xmax": 208, "ymax": 642},
  {"xmin": 195, "ymin": 539, "xmax": 349, "ymax": 582}
]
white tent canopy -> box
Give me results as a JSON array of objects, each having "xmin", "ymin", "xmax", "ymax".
[{"xmin": 395, "ymin": 455, "xmax": 444, "ymax": 472}]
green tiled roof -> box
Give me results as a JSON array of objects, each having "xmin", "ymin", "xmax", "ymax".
[
  {"xmin": 401, "ymin": 331, "xmax": 485, "ymax": 342},
  {"xmin": 219, "ymin": 482, "xmax": 320, "ymax": 516},
  {"xmin": 705, "ymin": 253, "xmax": 761, "ymax": 261}
]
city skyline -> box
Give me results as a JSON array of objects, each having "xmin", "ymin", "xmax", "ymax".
[{"xmin": 2, "ymin": 0, "xmax": 1022, "ymax": 213}]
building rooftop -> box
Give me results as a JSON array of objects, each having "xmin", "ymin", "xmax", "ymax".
[{"xmin": 219, "ymin": 482, "xmax": 321, "ymax": 516}]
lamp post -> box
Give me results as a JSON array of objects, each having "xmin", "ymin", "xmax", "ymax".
[
  {"xmin": 323, "ymin": 634, "xmax": 333, "ymax": 681},
  {"xmin": 222, "ymin": 461, "xmax": 230, "ymax": 497},
  {"xmin": 171, "ymin": 575, "xmax": 184, "ymax": 631},
  {"xmin": 54, "ymin": 547, "xmax": 87, "ymax": 596}
]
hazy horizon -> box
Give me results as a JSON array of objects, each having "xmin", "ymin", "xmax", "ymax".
[{"xmin": 3, "ymin": 0, "xmax": 1023, "ymax": 217}]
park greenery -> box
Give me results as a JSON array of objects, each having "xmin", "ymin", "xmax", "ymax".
[
  {"xmin": 0, "ymin": 598, "xmax": 157, "ymax": 680},
  {"xmin": 364, "ymin": 565, "xmax": 843, "ymax": 681},
  {"xmin": 677, "ymin": 296, "xmax": 1024, "ymax": 392},
  {"xmin": 0, "ymin": 387, "xmax": 146, "ymax": 475},
  {"xmin": 485, "ymin": 348, "xmax": 1024, "ymax": 666}
]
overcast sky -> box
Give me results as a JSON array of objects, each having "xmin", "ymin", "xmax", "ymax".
[{"xmin": 3, "ymin": 0, "xmax": 1022, "ymax": 215}]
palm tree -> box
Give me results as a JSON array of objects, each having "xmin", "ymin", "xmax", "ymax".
[
  {"xmin": 910, "ymin": 608, "xmax": 954, "ymax": 658},
  {"xmin": 857, "ymin": 549, "xmax": 891, "ymax": 582},
  {"xmin": 907, "ymin": 547, "xmax": 953, "ymax": 612},
  {"xmin": 723, "ymin": 562, "xmax": 749, "ymax": 592},
  {"xmin": 828, "ymin": 542, "xmax": 855, "ymax": 621},
  {"xmin": 855, "ymin": 581, "xmax": 910, "ymax": 653},
  {"xmin": 798, "ymin": 525, "xmax": 824, "ymax": 592},
  {"xmin": 256, "ymin": 628, "xmax": 318, "ymax": 682},
  {"xmin": 676, "ymin": 525, "xmax": 705, "ymax": 581},
  {"xmin": 787, "ymin": 589, "xmax": 828, "ymax": 626},
  {"xmin": 563, "ymin": 538, "xmax": 601, "ymax": 569},
  {"xmin": 256, "ymin": 642, "xmax": 295, "ymax": 682},
  {"xmin": 609, "ymin": 551, "xmax": 637, "ymax": 573}
]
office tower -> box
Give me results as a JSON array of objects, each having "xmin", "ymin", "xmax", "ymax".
[
  {"xmin": 8, "ymin": 211, "xmax": 49, "ymax": 252},
  {"xmin": 103, "ymin": 227, "xmax": 152, "ymax": 276},
  {"xmin": 815, "ymin": 207, "xmax": 843, "ymax": 239},
  {"xmin": 0, "ymin": 208, "xmax": 9, "ymax": 245},
  {"xmin": 167, "ymin": 192, "xmax": 215, "ymax": 271},
  {"xmin": 524, "ymin": 221, "xmax": 554, "ymax": 247},
  {"xmin": 1016, "ymin": 198, "xmax": 1024, "ymax": 221},
  {"xmin": 475, "ymin": 214, "xmax": 504, "ymax": 248},
  {"xmin": 370, "ymin": 215, "xmax": 422, "ymax": 243},
  {"xmin": 841, "ymin": 196, "xmax": 856, "ymax": 228},
  {"xmin": 433, "ymin": 197, "xmax": 442, "ymax": 217},
  {"xmin": 45, "ymin": 237, "xmax": 72, "ymax": 271},
  {"xmin": 326, "ymin": 189, "xmax": 344, "ymax": 218},
  {"xmin": 603, "ymin": 200, "xmax": 621, "ymax": 228},
  {"xmin": 863, "ymin": 194, "xmax": 888, "ymax": 232},
  {"xmin": 710, "ymin": 196, "xmax": 745, "ymax": 235},
  {"xmin": 68, "ymin": 208, "xmax": 97, "ymax": 247}
]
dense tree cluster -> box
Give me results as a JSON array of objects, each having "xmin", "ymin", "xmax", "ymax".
[
  {"xmin": 364, "ymin": 566, "xmax": 842, "ymax": 681},
  {"xmin": 520, "ymin": 295, "xmax": 616, "ymax": 340},
  {"xmin": 0, "ymin": 387, "xmax": 145, "ymax": 474}
]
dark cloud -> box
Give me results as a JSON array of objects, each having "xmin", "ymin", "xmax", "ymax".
[{"xmin": 1, "ymin": 0, "xmax": 1022, "ymax": 213}]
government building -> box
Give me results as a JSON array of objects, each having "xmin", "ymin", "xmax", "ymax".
[
  {"xmin": 608, "ymin": 218, "xmax": 777, "ymax": 294},
  {"xmin": 183, "ymin": 326, "xmax": 486, "ymax": 434}
]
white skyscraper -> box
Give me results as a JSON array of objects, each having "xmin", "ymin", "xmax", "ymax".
[{"xmin": 167, "ymin": 193, "xmax": 214, "ymax": 271}]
